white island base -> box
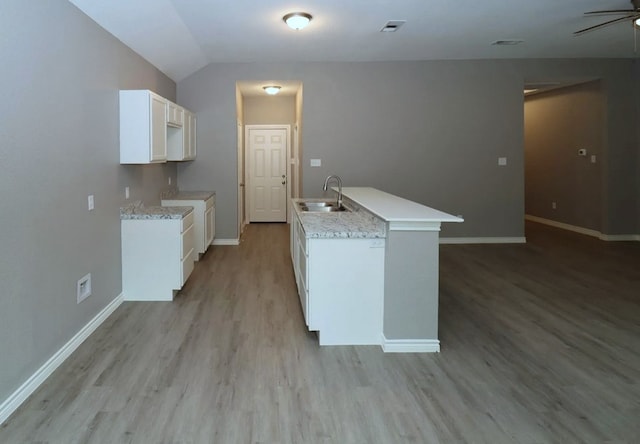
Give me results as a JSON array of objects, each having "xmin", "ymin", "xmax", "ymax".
[{"xmin": 291, "ymin": 187, "xmax": 463, "ymax": 352}]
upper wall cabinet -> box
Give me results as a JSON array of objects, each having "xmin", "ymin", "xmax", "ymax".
[
  {"xmin": 168, "ymin": 108, "xmax": 197, "ymax": 161},
  {"xmin": 120, "ymin": 90, "xmax": 167, "ymax": 164},
  {"xmin": 166, "ymin": 100, "xmax": 184, "ymax": 127}
]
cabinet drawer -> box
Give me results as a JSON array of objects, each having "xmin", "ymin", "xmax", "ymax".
[
  {"xmin": 181, "ymin": 211, "xmax": 194, "ymax": 232},
  {"xmin": 205, "ymin": 196, "xmax": 214, "ymax": 210},
  {"xmin": 181, "ymin": 224, "xmax": 194, "ymax": 259}
]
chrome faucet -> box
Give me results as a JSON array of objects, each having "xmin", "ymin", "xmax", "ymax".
[{"xmin": 323, "ymin": 175, "xmax": 343, "ymax": 207}]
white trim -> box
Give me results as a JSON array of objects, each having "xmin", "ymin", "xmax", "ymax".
[
  {"xmin": 388, "ymin": 221, "xmax": 441, "ymax": 232},
  {"xmin": 0, "ymin": 293, "xmax": 123, "ymax": 426},
  {"xmin": 440, "ymin": 237, "xmax": 526, "ymax": 244},
  {"xmin": 381, "ymin": 335, "xmax": 440, "ymax": 353},
  {"xmin": 212, "ymin": 238, "xmax": 240, "ymax": 246},
  {"xmin": 600, "ymin": 234, "xmax": 640, "ymax": 241},
  {"xmin": 525, "ymin": 215, "xmax": 640, "ymax": 241}
]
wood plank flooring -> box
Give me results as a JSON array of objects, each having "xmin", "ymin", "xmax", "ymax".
[{"xmin": 1, "ymin": 221, "xmax": 639, "ymax": 443}]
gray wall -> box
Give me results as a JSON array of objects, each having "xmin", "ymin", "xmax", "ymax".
[
  {"xmin": 524, "ymin": 81, "xmax": 604, "ymax": 231},
  {"xmin": 0, "ymin": 0, "xmax": 176, "ymax": 405},
  {"xmin": 177, "ymin": 59, "xmax": 639, "ymax": 240},
  {"xmin": 243, "ymin": 96, "xmax": 295, "ymax": 126}
]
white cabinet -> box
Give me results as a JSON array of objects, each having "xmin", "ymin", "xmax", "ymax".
[
  {"xmin": 121, "ymin": 211, "xmax": 195, "ymax": 301},
  {"xmin": 291, "ymin": 212, "xmax": 385, "ymax": 345},
  {"xmin": 184, "ymin": 110, "xmax": 197, "ymax": 160},
  {"xmin": 166, "ymin": 100, "xmax": 184, "ymax": 127},
  {"xmin": 120, "ymin": 90, "xmax": 167, "ymax": 164},
  {"xmin": 167, "ymin": 108, "xmax": 197, "ymax": 161},
  {"xmin": 161, "ymin": 194, "xmax": 214, "ymax": 259}
]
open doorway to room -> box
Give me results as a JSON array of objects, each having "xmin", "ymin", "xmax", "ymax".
[
  {"xmin": 235, "ymin": 81, "xmax": 303, "ymax": 236},
  {"xmin": 523, "ymin": 80, "xmax": 605, "ymax": 238}
]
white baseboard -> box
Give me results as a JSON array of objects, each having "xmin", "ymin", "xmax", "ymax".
[
  {"xmin": 440, "ymin": 237, "xmax": 526, "ymax": 244},
  {"xmin": 381, "ymin": 335, "xmax": 440, "ymax": 353},
  {"xmin": 0, "ymin": 293, "xmax": 123, "ymax": 426},
  {"xmin": 212, "ymin": 239, "xmax": 240, "ymax": 246},
  {"xmin": 599, "ymin": 234, "xmax": 640, "ymax": 241},
  {"xmin": 525, "ymin": 215, "xmax": 640, "ymax": 241}
]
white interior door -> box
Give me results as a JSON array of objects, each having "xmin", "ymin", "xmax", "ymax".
[{"xmin": 248, "ymin": 128, "xmax": 288, "ymax": 222}]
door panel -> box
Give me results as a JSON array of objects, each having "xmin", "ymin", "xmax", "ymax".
[{"xmin": 248, "ymin": 129, "xmax": 287, "ymax": 222}]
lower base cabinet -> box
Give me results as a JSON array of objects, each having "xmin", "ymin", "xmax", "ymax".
[
  {"xmin": 121, "ymin": 212, "xmax": 195, "ymax": 301},
  {"xmin": 161, "ymin": 196, "xmax": 215, "ymax": 260},
  {"xmin": 291, "ymin": 213, "xmax": 385, "ymax": 345}
]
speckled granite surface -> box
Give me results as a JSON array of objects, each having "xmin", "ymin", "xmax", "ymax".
[
  {"xmin": 162, "ymin": 190, "xmax": 215, "ymax": 201},
  {"xmin": 293, "ymin": 198, "xmax": 385, "ymax": 239},
  {"xmin": 120, "ymin": 201, "xmax": 193, "ymax": 220}
]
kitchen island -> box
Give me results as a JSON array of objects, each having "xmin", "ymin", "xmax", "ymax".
[{"xmin": 291, "ymin": 187, "xmax": 462, "ymax": 352}]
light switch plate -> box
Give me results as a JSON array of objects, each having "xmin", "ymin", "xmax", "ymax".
[
  {"xmin": 125, "ymin": 187, "xmax": 130, "ymax": 199},
  {"xmin": 310, "ymin": 159, "xmax": 321, "ymax": 167},
  {"xmin": 498, "ymin": 157, "xmax": 507, "ymax": 166},
  {"xmin": 590, "ymin": 155, "xmax": 597, "ymax": 163},
  {"xmin": 88, "ymin": 195, "xmax": 94, "ymax": 211}
]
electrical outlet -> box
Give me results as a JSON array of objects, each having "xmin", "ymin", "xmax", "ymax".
[
  {"xmin": 168, "ymin": 176, "xmax": 172, "ymax": 185},
  {"xmin": 552, "ymin": 201, "xmax": 557, "ymax": 210},
  {"xmin": 88, "ymin": 195, "xmax": 94, "ymax": 211},
  {"xmin": 498, "ymin": 157, "xmax": 507, "ymax": 166},
  {"xmin": 591, "ymin": 155, "xmax": 597, "ymax": 163},
  {"xmin": 125, "ymin": 187, "xmax": 130, "ymax": 199},
  {"xmin": 77, "ymin": 273, "xmax": 92, "ymax": 303}
]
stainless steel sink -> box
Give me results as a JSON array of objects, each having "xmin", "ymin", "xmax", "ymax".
[
  {"xmin": 298, "ymin": 201, "xmax": 334, "ymax": 208},
  {"xmin": 300, "ymin": 205, "xmax": 349, "ymax": 212}
]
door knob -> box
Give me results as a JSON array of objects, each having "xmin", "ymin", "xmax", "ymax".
[{"xmin": 282, "ymin": 180, "xmax": 286, "ymax": 185}]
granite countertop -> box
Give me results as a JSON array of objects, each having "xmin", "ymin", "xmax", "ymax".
[
  {"xmin": 293, "ymin": 198, "xmax": 386, "ymax": 239},
  {"xmin": 161, "ymin": 190, "xmax": 215, "ymax": 201},
  {"xmin": 120, "ymin": 201, "xmax": 193, "ymax": 220}
]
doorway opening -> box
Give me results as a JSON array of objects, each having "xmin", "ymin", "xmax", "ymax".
[
  {"xmin": 235, "ymin": 81, "xmax": 303, "ymax": 236},
  {"xmin": 523, "ymin": 80, "xmax": 605, "ymax": 238}
]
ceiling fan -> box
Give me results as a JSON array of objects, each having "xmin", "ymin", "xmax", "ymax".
[{"xmin": 574, "ymin": 0, "xmax": 640, "ymax": 35}]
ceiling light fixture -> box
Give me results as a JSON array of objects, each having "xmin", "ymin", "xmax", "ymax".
[
  {"xmin": 283, "ymin": 12, "xmax": 312, "ymax": 30},
  {"xmin": 263, "ymin": 85, "xmax": 281, "ymax": 95}
]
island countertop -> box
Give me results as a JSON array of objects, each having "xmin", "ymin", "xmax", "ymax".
[
  {"xmin": 291, "ymin": 198, "xmax": 385, "ymax": 239},
  {"xmin": 339, "ymin": 187, "xmax": 463, "ymax": 231}
]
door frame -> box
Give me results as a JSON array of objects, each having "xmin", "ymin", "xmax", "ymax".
[{"xmin": 244, "ymin": 124, "xmax": 292, "ymax": 224}]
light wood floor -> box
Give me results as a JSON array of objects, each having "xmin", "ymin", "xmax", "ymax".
[{"xmin": 1, "ymin": 222, "xmax": 639, "ymax": 443}]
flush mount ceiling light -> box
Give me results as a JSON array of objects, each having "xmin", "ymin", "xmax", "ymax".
[
  {"xmin": 263, "ymin": 85, "xmax": 281, "ymax": 95},
  {"xmin": 283, "ymin": 12, "xmax": 312, "ymax": 30}
]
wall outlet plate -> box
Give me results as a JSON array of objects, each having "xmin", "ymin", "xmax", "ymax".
[
  {"xmin": 498, "ymin": 157, "xmax": 507, "ymax": 166},
  {"xmin": 125, "ymin": 187, "xmax": 130, "ymax": 199},
  {"xmin": 88, "ymin": 195, "xmax": 94, "ymax": 211},
  {"xmin": 310, "ymin": 159, "xmax": 321, "ymax": 167},
  {"xmin": 77, "ymin": 273, "xmax": 92, "ymax": 303}
]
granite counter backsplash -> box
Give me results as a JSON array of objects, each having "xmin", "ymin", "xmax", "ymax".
[{"xmin": 120, "ymin": 201, "xmax": 193, "ymax": 220}]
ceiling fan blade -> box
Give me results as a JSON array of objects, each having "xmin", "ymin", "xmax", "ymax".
[
  {"xmin": 584, "ymin": 9, "xmax": 635, "ymax": 15},
  {"xmin": 574, "ymin": 14, "xmax": 636, "ymax": 35}
]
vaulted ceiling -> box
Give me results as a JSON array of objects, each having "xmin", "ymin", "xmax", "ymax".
[{"xmin": 68, "ymin": 0, "xmax": 640, "ymax": 82}]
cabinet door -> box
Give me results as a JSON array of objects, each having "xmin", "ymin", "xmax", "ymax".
[
  {"xmin": 189, "ymin": 113, "xmax": 197, "ymax": 159},
  {"xmin": 204, "ymin": 206, "xmax": 214, "ymax": 248},
  {"xmin": 150, "ymin": 94, "xmax": 167, "ymax": 162},
  {"xmin": 182, "ymin": 112, "xmax": 196, "ymax": 160}
]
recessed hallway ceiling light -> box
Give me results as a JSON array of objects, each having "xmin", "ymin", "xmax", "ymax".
[
  {"xmin": 283, "ymin": 12, "xmax": 312, "ymax": 30},
  {"xmin": 263, "ymin": 85, "xmax": 281, "ymax": 95}
]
